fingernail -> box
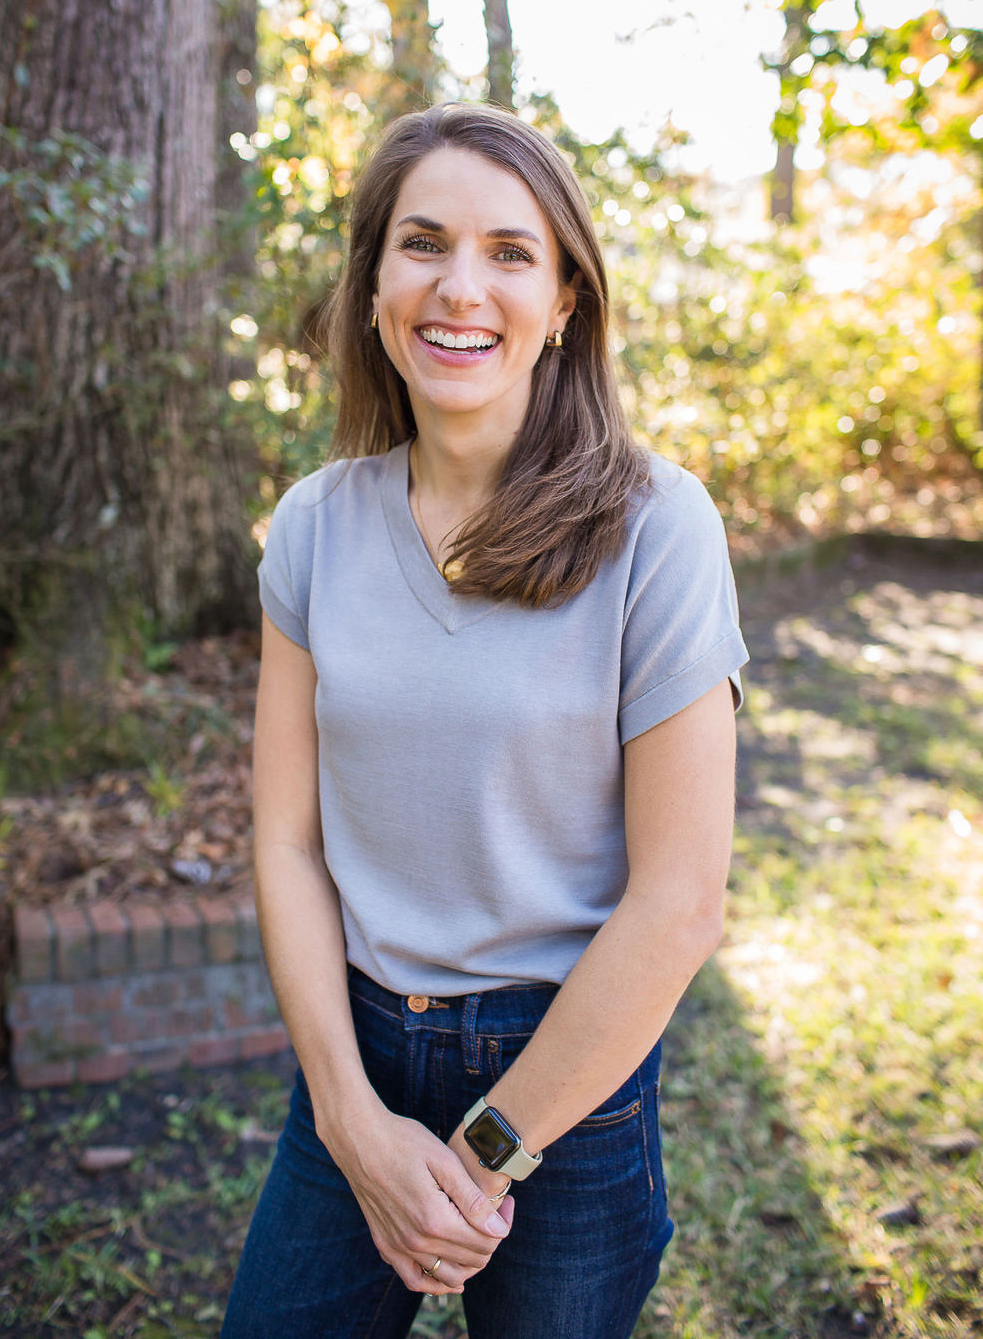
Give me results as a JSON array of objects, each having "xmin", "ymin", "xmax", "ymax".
[{"xmin": 485, "ymin": 1211, "xmax": 509, "ymax": 1236}]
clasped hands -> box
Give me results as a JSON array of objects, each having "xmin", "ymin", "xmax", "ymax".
[{"xmin": 325, "ymin": 1108, "xmax": 514, "ymax": 1296}]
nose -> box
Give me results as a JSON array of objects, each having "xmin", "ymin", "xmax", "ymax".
[{"xmin": 435, "ymin": 246, "xmax": 483, "ymax": 311}]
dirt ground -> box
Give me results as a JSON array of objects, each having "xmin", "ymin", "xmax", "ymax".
[{"xmin": 0, "ymin": 532, "xmax": 981, "ymax": 1337}]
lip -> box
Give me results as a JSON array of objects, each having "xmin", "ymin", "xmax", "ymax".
[{"xmin": 413, "ymin": 325, "xmax": 502, "ymax": 362}]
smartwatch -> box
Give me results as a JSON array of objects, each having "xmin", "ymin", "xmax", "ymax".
[{"xmin": 463, "ymin": 1097, "xmax": 542, "ymax": 1179}]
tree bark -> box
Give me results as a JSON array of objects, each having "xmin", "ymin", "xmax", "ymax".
[
  {"xmin": 0, "ymin": 0, "xmax": 256, "ymax": 678},
  {"xmin": 382, "ymin": 0, "xmax": 436, "ymax": 116},
  {"xmin": 216, "ymin": 0, "xmax": 259, "ymax": 290},
  {"xmin": 770, "ymin": 3, "xmax": 808, "ymax": 224},
  {"xmin": 484, "ymin": 0, "xmax": 515, "ymax": 111},
  {"xmin": 771, "ymin": 139, "xmax": 796, "ymax": 223}
]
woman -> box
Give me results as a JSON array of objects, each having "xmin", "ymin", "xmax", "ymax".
[{"xmin": 222, "ymin": 102, "xmax": 748, "ymax": 1339}]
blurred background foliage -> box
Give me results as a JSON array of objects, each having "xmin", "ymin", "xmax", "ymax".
[
  {"xmin": 2, "ymin": 0, "xmax": 982, "ymax": 790},
  {"xmin": 233, "ymin": 0, "xmax": 983, "ymax": 550}
]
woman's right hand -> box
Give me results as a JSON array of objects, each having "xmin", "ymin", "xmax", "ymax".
[{"xmin": 319, "ymin": 1107, "xmax": 514, "ymax": 1296}]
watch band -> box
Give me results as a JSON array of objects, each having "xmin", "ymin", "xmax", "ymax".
[{"xmin": 463, "ymin": 1097, "xmax": 543, "ymax": 1179}]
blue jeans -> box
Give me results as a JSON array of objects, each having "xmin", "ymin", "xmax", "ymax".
[{"xmin": 222, "ymin": 967, "xmax": 673, "ymax": 1339}]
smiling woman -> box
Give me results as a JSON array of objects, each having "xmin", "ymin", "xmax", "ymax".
[
  {"xmin": 314, "ymin": 103, "xmax": 649, "ymax": 607},
  {"xmin": 221, "ymin": 102, "xmax": 749, "ymax": 1339},
  {"xmin": 370, "ymin": 147, "xmax": 576, "ymax": 502}
]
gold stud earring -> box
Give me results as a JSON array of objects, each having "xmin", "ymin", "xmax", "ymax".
[
  {"xmin": 370, "ymin": 312, "xmax": 378, "ymax": 330},
  {"xmin": 545, "ymin": 330, "xmax": 562, "ymax": 349}
]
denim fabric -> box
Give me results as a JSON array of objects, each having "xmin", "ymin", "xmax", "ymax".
[{"xmin": 221, "ymin": 968, "xmax": 673, "ymax": 1339}]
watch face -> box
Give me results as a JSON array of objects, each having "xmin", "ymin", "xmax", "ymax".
[{"xmin": 466, "ymin": 1108, "xmax": 519, "ymax": 1171}]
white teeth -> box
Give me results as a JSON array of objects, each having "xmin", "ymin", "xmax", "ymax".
[{"xmin": 421, "ymin": 327, "xmax": 497, "ymax": 350}]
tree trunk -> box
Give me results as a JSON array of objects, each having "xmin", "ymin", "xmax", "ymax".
[
  {"xmin": 484, "ymin": 0, "xmax": 515, "ymax": 111},
  {"xmin": 771, "ymin": 139, "xmax": 796, "ymax": 223},
  {"xmin": 0, "ymin": 0, "xmax": 256, "ymax": 681},
  {"xmin": 769, "ymin": 3, "xmax": 808, "ymax": 224},
  {"xmin": 216, "ymin": 0, "xmax": 259, "ymax": 290},
  {"xmin": 382, "ymin": 0, "xmax": 436, "ymax": 117}
]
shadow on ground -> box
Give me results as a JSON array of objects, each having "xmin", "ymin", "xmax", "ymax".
[{"xmin": 1, "ymin": 535, "xmax": 980, "ymax": 1338}]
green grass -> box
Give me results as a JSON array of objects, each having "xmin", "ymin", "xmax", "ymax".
[
  {"xmin": 1, "ymin": 551, "xmax": 980, "ymax": 1336},
  {"xmin": 638, "ymin": 558, "xmax": 983, "ymax": 1339}
]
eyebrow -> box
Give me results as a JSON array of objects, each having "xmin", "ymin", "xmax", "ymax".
[{"xmin": 394, "ymin": 214, "xmax": 544, "ymax": 246}]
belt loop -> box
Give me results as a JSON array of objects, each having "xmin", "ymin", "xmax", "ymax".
[{"xmin": 461, "ymin": 992, "xmax": 481, "ymax": 1074}]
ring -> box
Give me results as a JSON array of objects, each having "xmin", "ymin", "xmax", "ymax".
[
  {"xmin": 421, "ymin": 1257, "xmax": 441, "ymax": 1279},
  {"xmin": 487, "ymin": 1179, "xmax": 512, "ymax": 1203}
]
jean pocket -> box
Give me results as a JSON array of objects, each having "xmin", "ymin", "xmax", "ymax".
[
  {"xmin": 576, "ymin": 1070, "xmax": 644, "ymax": 1128},
  {"xmin": 575, "ymin": 1040, "xmax": 662, "ymax": 1131}
]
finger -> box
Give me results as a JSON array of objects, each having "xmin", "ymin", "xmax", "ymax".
[
  {"xmin": 400, "ymin": 1208, "xmax": 498, "ymax": 1273},
  {"xmin": 392, "ymin": 1254, "xmax": 464, "ymax": 1297},
  {"xmin": 418, "ymin": 1256, "xmax": 475, "ymax": 1292},
  {"xmin": 430, "ymin": 1157, "xmax": 512, "ymax": 1242}
]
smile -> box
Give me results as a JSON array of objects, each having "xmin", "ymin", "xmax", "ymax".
[{"xmin": 418, "ymin": 326, "xmax": 501, "ymax": 351}]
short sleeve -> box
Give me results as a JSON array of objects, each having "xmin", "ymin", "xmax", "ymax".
[
  {"xmin": 256, "ymin": 472, "xmax": 321, "ymax": 650},
  {"xmin": 618, "ymin": 467, "xmax": 748, "ymax": 744}
]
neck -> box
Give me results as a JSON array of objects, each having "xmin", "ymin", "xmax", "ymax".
[
  {"xmin": 407, "ymin": 426, "xmax": 511, "ymax": 574},
  {"xmin": 409, "ymin": 420, "xmax": 515, "ymax": 516}
]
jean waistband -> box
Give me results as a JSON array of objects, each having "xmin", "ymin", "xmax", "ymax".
[{"xmin": 347, "ymin": 964, "xmax": 560, "ymax": 1038}]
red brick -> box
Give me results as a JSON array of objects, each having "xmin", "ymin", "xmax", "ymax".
[
  {"xmin": 7, "ymin": 982, "xmax": 74, "ymax": 1024},
  {"xmin": 14, "ymin": 1057, "xmax": 77, "ymax": 1089},
  {"xmin": 225, "ymin": 996, "xmax": 250, "ymax": 1030},
  {"xmin": 239, "ymin": 1024, "xmax": 290, "ymax": 1060},
  {"xmin": 60, "ymin": 1017, "xmax": 104, "ymax": 1052},
  {"xmin": 111, "ymin": 1011, "xmax": 163, "ymax": 1045},
  {"xmin": 188, "ymin": 1035, "xmax": 240, "ymax": 1067},
  {"xmin": 88, "ymin": 901, "xmax": 129, "ymax": 976},
  {"xmin": 163, "ymin": 1004, "xmax": 218, "ymax": 1039},
  {"xmin": 52, "ymin": 906, "xmax": 94, "ymax": 982},
  {"xmin": 179, "ymin": 969, "xmax": 208, "ymax": 999},
  {"xmin": 198, "ymin": 897, "xmax": 238, "ymax": 964},
  {"xmin": 72, "ymin": 981, "xmax": 124, "ymax": 1015},
  {"xmin": 130, "ymin": 976, "xmax": 181, "ymax": 1010},
  {"xmin": 127, "ymin": 903, "xmax": 165, "ymax": 970},
  {"xmin": 164, "ymin": 899, "xmax": 203, "ymax": 967},
  {"xmin": 132, "ymin": 1043, "xmax": 186, "ymax": 1076},
  {"xmin": 14, "ymin": 905, "xmax": 54, "ymax": 983},
  {"xmin": 76, "ymin": 1049, "xmax": 132, "ymax": 1085}
]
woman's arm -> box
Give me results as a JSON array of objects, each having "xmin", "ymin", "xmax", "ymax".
[
  {"xmin": 447, "ymin": 677, "xmax": 736, "ymax": 1188},
  {"xmin": 253, "ymin": 614, "xmax": 512, "ymax": 1294}
]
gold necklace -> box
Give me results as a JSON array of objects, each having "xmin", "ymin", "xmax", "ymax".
[{"xmin": 410, "ymin": 445, "xmax": 465, "ymax": 583}]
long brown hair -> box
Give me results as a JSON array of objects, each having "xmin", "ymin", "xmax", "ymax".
[{"xmin": 317, "ymin": 102, "xmax": 648, "ymax": 608}]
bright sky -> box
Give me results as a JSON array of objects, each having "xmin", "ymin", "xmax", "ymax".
[{"xmin": 425, "ymin": 0, "xmax": 983, "ymax": 180}]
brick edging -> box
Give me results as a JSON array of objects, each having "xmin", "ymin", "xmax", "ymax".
[{"xmin": 6, "ymin": 891, "xmax": 290, "ymax": 1088}]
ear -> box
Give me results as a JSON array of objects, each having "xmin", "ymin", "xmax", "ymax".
[{"xmin": 553, "ymin": 268, "xmax": 581, "ymax": 334}]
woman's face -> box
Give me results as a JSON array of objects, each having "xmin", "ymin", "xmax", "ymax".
[{"xmin": 372, "ymin": 147, "xmax": 576, "ymax": 440}]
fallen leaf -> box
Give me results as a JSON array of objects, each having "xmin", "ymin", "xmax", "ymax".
[
  {"xmin": 924, "ymin": 1130, "xmax": 981, "ymax": 1159},
  {"xmin": 77, "ymin": 1145, "xmax": 136, "ymax": 1173}
]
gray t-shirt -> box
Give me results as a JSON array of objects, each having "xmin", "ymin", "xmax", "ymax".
[{"xmin": 258, "ymin": 442, "xmax": 748, "ymax": 995}]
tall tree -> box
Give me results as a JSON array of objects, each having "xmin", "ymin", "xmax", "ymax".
[
  {"xmin": 0, "ymin": 0, "xmax": 256, "ymax": 679},
  {"xmin": 764, "ymin": 3, "xmax": 815, "ymax": 222},
  {"xmin": 382, "ymin": 0, "xmax": 437, "ymax": 116},
  {"xmin": 484, "ymin": 0, "xmax": 516, "ymax": 111}
]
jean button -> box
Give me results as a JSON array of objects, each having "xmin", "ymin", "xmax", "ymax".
[{"xmin": 407, "ymin": 995, "xmax": 429, "ymax": 1013}]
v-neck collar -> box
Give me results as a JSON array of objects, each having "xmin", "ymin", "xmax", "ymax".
[{"xmin": 380, "ymin": 443, "xmax": 499, "ymax": 634}]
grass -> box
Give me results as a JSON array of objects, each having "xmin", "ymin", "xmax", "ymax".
[
  {"xmin": 639, "ymin": 553, "xmax": 983, "ymax": 1339},
  {"xmin": 1, "ymin": 545, "xmax": 980, "ymax": 1336},
  {"xmin": 0, "ymin": 1063, "xmax": 290, "ymax": 1337}
]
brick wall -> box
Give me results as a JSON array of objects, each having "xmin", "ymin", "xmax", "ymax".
[{"xmin": 6, "ymin": 892, "xmax": 290, "ymax": 1088}]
